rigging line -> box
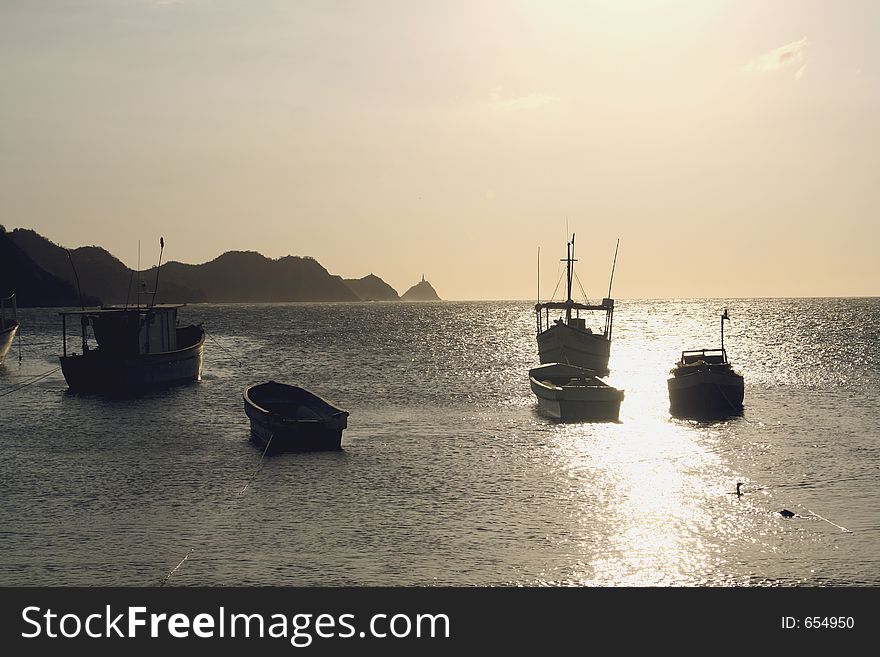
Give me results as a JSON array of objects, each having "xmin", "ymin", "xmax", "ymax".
[
  {"xmin": 203, "ymin": 328, "xmax": 243, "ymax": 367},
  {"xmin": 0, "ymin": 366, "xmax": 61, "ymax": 397},
  {"xmin": 572, "ymin": 270, "xmax": 589, "ymax": 303},
  {"xmin": 549, "ymin": 268, "xmax": 565, "ymax": 302}
]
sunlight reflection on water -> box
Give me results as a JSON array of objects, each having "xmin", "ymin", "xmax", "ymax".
[{"xmin": 1, "ymin": 299, "xmax": 878, "ymax": 586}]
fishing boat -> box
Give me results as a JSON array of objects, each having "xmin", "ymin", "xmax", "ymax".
[
  {"xmin": 58, "ymin": 237, "xmax": 205, "ymax": 393},
  {"xmin": 534, "ymin": 235, "xmax": 618, "ymax": 375},
  {"xmin": 529, "ymin": 362, "xmax": 624, "ymax": 422},
  {"xmin": 59, "ymin": 304, "xmax": 205, "ymax": 392},
  {"xmin": 0, "ymin": 292, "xmax": 19, "ymax": 366},
  {"xmin": 667, "ymin": 310, "xmax": 744, "ymax": 416},
  {"xmin": 243, "ymin": 381, "xmax": 350, "ymax": 452}
]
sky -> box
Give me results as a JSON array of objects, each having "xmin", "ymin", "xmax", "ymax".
[{"xmin": 1, "ymin": 0, "xmax": 878, "ymax": 300}]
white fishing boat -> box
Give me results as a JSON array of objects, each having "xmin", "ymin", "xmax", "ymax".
[
  {"xmin": 59, "ymin": 304, "xmax": 205, "ymax": 392},
  {"xmin": 529, "ymin": 362, "xmax": 624, "ymax": 422},
  {"xmin": 534, "ymin": 235, "xmax": 618, "ymax": 375},
  {"xmin": 58, "ymin": 237, "xmax": 205, "ymax": 393}
]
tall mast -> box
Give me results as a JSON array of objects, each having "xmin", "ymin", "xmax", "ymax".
[
  {"xmin": 564, "ymin": 234, "xmax": 576, "ymax": 322},
  {"xmin": 607, "ymin": 238, "xmax": 620, "ymax": 300}
]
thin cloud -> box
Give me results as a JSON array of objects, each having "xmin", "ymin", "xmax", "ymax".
[
  {"xmin": 745, "ymin": 37, "xmax": 808, "ymax": 76},
  {"xmin": 490, "ymin": 88, "xmax": 558, "ymax": 112}
]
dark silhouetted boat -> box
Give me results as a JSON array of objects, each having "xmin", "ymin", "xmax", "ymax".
[
  {"xmin": 0, "ymin": 292, "xmax": 19, "ymax": 367},
  {"xmin": 667, "ymin": 309, "xmax": 744, "ymax": 417},
  {"xmin": 244, "ymin": 381, "xmax": 350, "ymax": 452},
  {"xmin": 59, "ymin": 304, "xmax": 205, "ymax": 392},
  {"xmin": 535, "ymin": 235, "xmax": 618, "ymax": 375},
  {"xmin": 529, "ymin": 362, "xmax": 624, "ymax": 422}
]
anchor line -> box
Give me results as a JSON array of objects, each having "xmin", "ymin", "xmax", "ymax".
[
  {"xmin": 0, "ymin": 366, "xmax": 61, "ymax": 397},
  {"xmin": 156, "ymin": 430, "xmax": 275, "ymax": 586},
  {"xmin": 158, "ymin": 549, "xmax": 194, "ymax": 587},
  {"xmin": 795, "ymin": 504, "xmax": 851, "ymax": 533},
  {"xmin": 713, "ymin": 381, "xmax": 761, "ymax": 425},
  {"xmin": 203, "ymin": 328, "xmax": 243, "ymax": 367}
]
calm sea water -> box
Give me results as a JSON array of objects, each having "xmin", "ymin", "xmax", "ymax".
[{"xmin": 1, "ymin": 299, "xmax": 878, "ymax": 586}]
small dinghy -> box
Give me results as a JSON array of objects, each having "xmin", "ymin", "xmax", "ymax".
[
  {"xmin": 243, "ymin": 381, "xmax": 349, "ymax": 452},
  {"xmin": 529, "ymin": 362, "xmax": 624, "ymax": 422}
]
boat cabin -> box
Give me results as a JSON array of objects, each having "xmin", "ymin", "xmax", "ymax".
[
  {"xmin": 678, "ymin": 348, "xmax": 728, "ymax": 367},
  {"xmin": 60, "ymin": 305, "xmax": 183, "ymax": 357},
  {"xmin": 537, "ymin": 297, "xmax": 614, "ymax": 337}
]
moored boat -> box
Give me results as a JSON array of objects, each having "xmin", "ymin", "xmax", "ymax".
[
  {"xmin": 244, "ymin": 381, "xmax": 350, "ymax": 452},
  {"xmin": 529, "ymin": 362, "xmax": 624, "ymax": 422},
  {"xmin": 535, "ymin": 235, "xmax": 618, "ymax": 375},
  {"xmin": 59, "ymin": 304, "xmax": 205, "ymax": 392},
  {"xmin": 667, "ymin": 310, "xmax": 744, "ymax": 417},
  {"xmin": 0, "ymin": 292, "xmax": 19, "ymax": 367}
]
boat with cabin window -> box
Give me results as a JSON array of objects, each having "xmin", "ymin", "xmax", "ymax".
[
  {"xmin": 59, "ymin": 304, "xmax": 205, "ymax": 392},
  {"xmin": 534, "ymin": 235, "xmax": 618, "ymax": 375},
  {"xmin": 667, "ymin": 310, "xmax": 744, "ymax": 416}
]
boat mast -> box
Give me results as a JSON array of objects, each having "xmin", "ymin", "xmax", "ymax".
[
  {"xmin": 150, "ymin": 237, "xmax": 165, "ymax": 308},
  {"xmin": 607, "ymin": 238, "xmax": 620, "ymax": 299},
  {"xmin": 564, "ymin": 234, "xmax": 576, "ymax": 322}
]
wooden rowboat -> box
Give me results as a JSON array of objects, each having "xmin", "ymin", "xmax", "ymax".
[
  {"xmin": 243, "ymin": 381, "xmax": 349, "ymax": 452},
  {"xmin": 529, "ymin": 362, "xmax": 624, "ymax": 422}
]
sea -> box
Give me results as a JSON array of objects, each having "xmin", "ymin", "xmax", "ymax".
[{"xmin": 1, "ymin": 298, "xmax": 878, "ymax": 587}]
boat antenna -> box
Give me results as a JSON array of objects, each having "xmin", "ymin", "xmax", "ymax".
[
  {"xmin": 66, "ymin": 249, "xmax": 85, "ymax": 310},
  {"xmin": 150, "ymin": 237, "xmax": 164, "ymax": 307},
  {"xmin": 721, "ymin": 308, "xmax": 729, "ymax": 353},
  {"xmin": 137, "ymin": 239, "xmax": 141, "ymax": 309},
  {"xmin": 607, "ymin": 238, "xmax": 620, "ymax": 299}
]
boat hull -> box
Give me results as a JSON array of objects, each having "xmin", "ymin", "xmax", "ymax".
[
  {"xmin": 537, "ymin": 323, "xmax": 611, "ymax": 374},
  {"xmin": 60, "ymin": 325, "xmax": 204, "ymax": 392},
  {"xmin": 529, "ymin": 371, "xmax": 623, "ymax": 422},
  {"xmin": 0, "ymin": 321, "xmax": 18, "ymax": 366},
  {"xmin": 667, "ymin": 369, "xmax": 744, "ymax": 416},
  {"xmin": 244, "ymin": 382, "xmax": 349, "ymax": 453}
]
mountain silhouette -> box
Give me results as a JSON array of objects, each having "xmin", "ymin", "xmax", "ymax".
[
  {"xmin": 8, "ymin": 229, "xmax": 202, "ymax": 304},
  {"xmin": 8, "ymin": 227, "xmax": 412, "ymax": 304},
  {"xmin": 401, "ymin": 276, "xmax": 441, "ymax": 301},
  {"xmin": 0, "ymin": 226, "xmax": 100, "ymax": 307},
  {"xmin": 343, "ymin": 274, "xmax": 400, "ymax": 301},
  {"xmin": 149, "ymin": 251, "xmax": 359, "ymax": 302}
]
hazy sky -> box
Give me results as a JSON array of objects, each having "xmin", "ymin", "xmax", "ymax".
[{"xmin": 1, "ymin": 1, "xmax": 878, "ymax": 299}]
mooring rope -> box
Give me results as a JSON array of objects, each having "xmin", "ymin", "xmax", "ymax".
[
  {"xmin": 157, "ymin": 432, "xmax": 274, "ymax": 586},
  {"xmin": 0, "ymin": 366, "xmax": 61, "ymax": 397},
  {"xmin": 795, "ymin": 503, "xmax": 851, "ymax": 532},
  {"xmin": 203, "ymin": 328, "xmax": 243, "ymax": 367}
]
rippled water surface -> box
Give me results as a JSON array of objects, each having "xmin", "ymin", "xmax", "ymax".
[{"xmin": 1, "ymin": 299, "xmax": 878, "ymax": 586}]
